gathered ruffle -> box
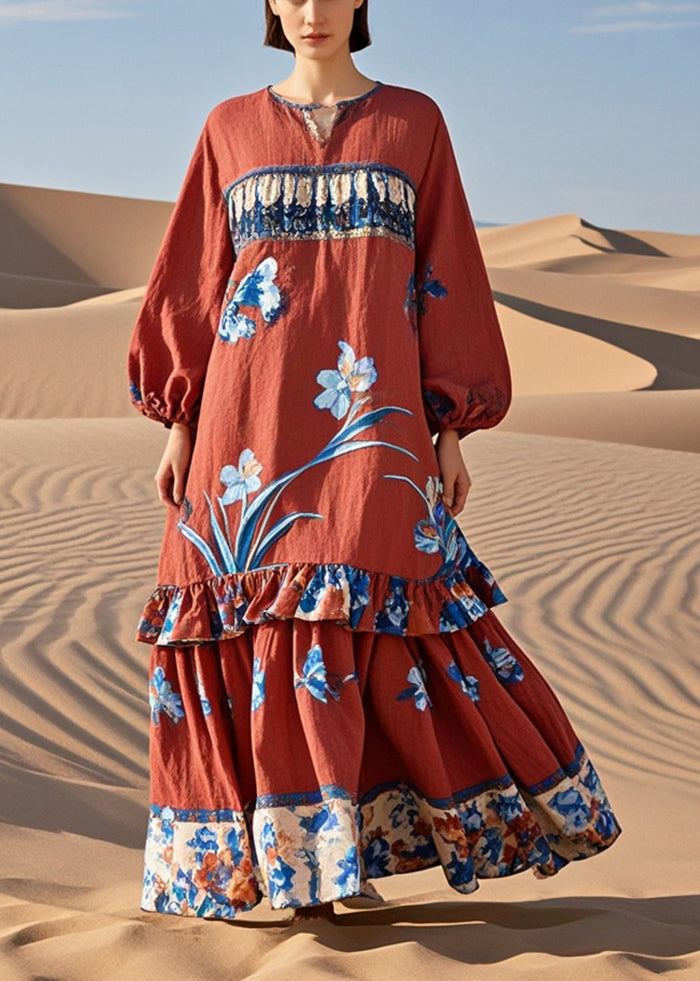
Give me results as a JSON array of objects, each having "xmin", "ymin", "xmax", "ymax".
[
  {"xmin": 136, "ymin": 551, "xmax": 507, "ymax": 646},
  {"xmin": 142, "ymin": 612, "xmax": 623, "ymax": 918}
]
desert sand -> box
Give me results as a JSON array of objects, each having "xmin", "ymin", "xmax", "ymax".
[{"xmin": 1, "ymin": 182, "xmax": 699, "ymax": 979}]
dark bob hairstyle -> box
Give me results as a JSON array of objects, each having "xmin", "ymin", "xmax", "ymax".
[{"xmin": 264, "ymin": 1, "xmax": 371, "ymax": 53}]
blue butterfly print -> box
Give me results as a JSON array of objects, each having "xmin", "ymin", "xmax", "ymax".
[
  {"xmin": 294, "ymin": 644, "xmax": 358, "ymax": 703},
  {"xmin": 251, "ymin": 656, "xmax": 266, "ymax": 710},
  {"xmin": 218, "ymin": 256, "xmax": 283, "ymax": 344},
  {"xmin": 149, "ymin": 666, "xmax": 185, "ymax": 726},
  {"xmin": 483, "ymin": 639, "xmax": 524, "ymax": 684},
  {"xmin": 295, "ymin": 644, "xmax": 328, "ymax": 702},
  {"xmin": 446, "ymin": 660, "xmax": 480, "ymax": 702},
  {"xmin": 195, "ymin": 672, "xmax": 212, "ymax": 716},
  {"xmin": 404, "ymin": 260, "xmax": 448, "ymax": 335},
  {"xmin": 219, "ymin": 310, "xmax": 256, "ymax": 343},
  {"xmin": 397, "ymin": 663, "xmax": 432, "ymax": 712}
]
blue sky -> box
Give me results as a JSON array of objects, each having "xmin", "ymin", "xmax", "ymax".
[{"xmin": 1, "ymin": 0, "xmax": 698, "ymax": 232}]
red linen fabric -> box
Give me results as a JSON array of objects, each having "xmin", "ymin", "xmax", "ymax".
[{"xmin": 129, "ymin": 82, "xmax": 621, "ymax": 918}]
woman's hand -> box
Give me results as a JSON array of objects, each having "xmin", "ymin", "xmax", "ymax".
[
  {"xmin": 435, "ymin": 428, "xmax": 472, "ymax": 517},
  {"xmin": 155, "ymin": 422, "xmax": 193, "ymax": 509}
]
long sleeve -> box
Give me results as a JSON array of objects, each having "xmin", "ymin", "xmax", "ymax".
[
  {"xmin": 127, "ymin": 115, "xmax": 234, "ymax": 429},
  {"xmin": 411, "ymin": 106, "xmax": 511, "ymax": 440}
]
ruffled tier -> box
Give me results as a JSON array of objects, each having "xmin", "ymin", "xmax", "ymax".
[
  {"xmin": 143, "ymin": 614, "xmax": 622, "ymax": 917},
  {"xmin": 136, "ymin": 552, "xmax": 508, "ymax": 646}
]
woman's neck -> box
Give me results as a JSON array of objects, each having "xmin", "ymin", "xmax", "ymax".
[{"xmin": 272, "ymin": 57, "xmax": 375, "ymax": 106}]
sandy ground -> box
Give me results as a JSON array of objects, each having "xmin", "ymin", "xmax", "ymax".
[{"xmin": 1, "ymin": 186, "xmax": 699, "ymax": 979}]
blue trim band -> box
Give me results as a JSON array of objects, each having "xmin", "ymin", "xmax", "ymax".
[{"xmin": 148, "ymin": 745, "xmax": 587, "ymax": 820}]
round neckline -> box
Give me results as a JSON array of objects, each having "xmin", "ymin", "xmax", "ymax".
[{"xmin": 266, "ymin": 80, "xmax": 383, "ymax": 110}]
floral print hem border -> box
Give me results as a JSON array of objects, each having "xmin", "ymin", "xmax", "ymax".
[
  {"xmin": 223, "ymin": 163, "xmax": 417, "ymax": 255},
  {"xmin": 135, "ymin": 553, "xmax": 508, "ymax": 646},
  {"xmin": 141, "ymin": 745, "xmax": 622, "ymax": 919}
]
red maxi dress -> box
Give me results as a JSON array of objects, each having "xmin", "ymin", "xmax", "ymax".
[{"xmin": 127, "ymin": 81, "xmax": 622, "ymax": 918}]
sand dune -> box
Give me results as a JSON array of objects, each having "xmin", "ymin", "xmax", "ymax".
[
  {"xmin": 1, "ymin": 185, "xmax": 699, "ymax": 978},
  {"xmin": 480, "ymin": 213, "xmax": 700, "ymax": 266},
  {"xmin": 0, "ymin": 289, "xmax": 144, "ymax": 419},
  {"xmin": 493, "ymin": 267, "xmax": 700, "ymax": 340},
  {"xmin": 500, "ymin": 390, "xmax": 700, "ymax": 453},
  {"xmin": 0, "ymin": 183, "xmax": 171, "ymax": 305}
]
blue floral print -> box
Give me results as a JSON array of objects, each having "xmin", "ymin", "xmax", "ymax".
[
  {"xmin": 141, "ymin": 551, "xmax": 506, "ymax": 645},
  {"xmin": 445, "ymin": 852, "xmax": 475, "ymax": 889},
  {"xmin": 187, "ymin": 825, "xmax": 246, "ymax": 868},
  {"xmin": 364, "ymin": 836, "xmax": 391, "ymax": 878},
  {"xmin": 397, "ymin": 663, "xmax": 432, "ymax": 712},
  {"xmin": 220, "ymin": 449, "xmax": 263, "ymax": 504},
  {"xmin": 257, "ymin": 819, "xmax": 297, "ymax": 905},
  {"xmin": 149, "ymin": 666, "xmax": 185, "ymax": 726},
  {"xmin": 483, "ymin": 639, "xmax": 524, "ymax": 684},
  {"xmin": 422, "ymin": 386, "xmax": 456, "ymax": 424},
  {"xmin": 491, "ymin": 793, "xmax": 526, "ymax": 824},
  {"xmin": 579, "ymin": 755, "xmax": 618, "ymax": 839},
  {"xmin": 219, "ymin": 309, "xmax": 255, "ymax": 343},
  {"xmin": 251, "ymin": 657, "xmax": 266, "ymax": 711},
  {"xmin": 141, "ymin": 745, "xmax": 621, "ymax": 918},
  {"xmin": 300, "ymin": 806, "xmax": 340, "ymax": 835},
  {"xmin": 177, "ymin": 339, "xmax": 417, "ymax": 578},
  {"xmin": 218, "ymin": 256, "xmax": 284, "ymax": 344},
  {"xmin": 267, "ymin": 856, "xmax": 296, "ymax": 903},
  {"xmin": 412, "ymin": 475, "xmax": 466, "ymax": 571},
  {"xmin": 593, "ymin": 806, "xmax": 619, "ymax": 839},
  {"xmin": 294, "ymin": 644, "xmax": 358, "ymax": 703},
  {"xmin": 478, "ymin": 826, "xmax": 506, "ymax": 866},
  {"xmin": 381, "ymin": 474, "xmax": 467, "ymax": 579},
  {"xmin": 294, "ymin": 644, "xmax": 327, "ymax": 702},
  {"xmin": 404, "ymin": 260, "xmax": 448, "ymax": 336},
  {"xmin": 137, "ymin": 318, "xmax": 511, "ymax": 644},
  {"xmin": 373, "ymin": 576, "xmax": 410, "ymax": 634},
  {"xmin": 195, "ymin": 673, "xmax": 212, "ymax": 716},
  {"xmin": 294, "ymin": 847, "xmax": 321, "ymax": 904},
  {"xmin": 314, "ymin": 340, "xmax": 378, "ymax": 419},
  {"xmin": 160, "ymin": 589, "xmax": 184, "ymax": 640},
  {"xmin": 388, "ymin": 789, "xmax": 420, "ymax": 830},
  {"xmin": 259, "ymin": 818, "xmax": 277, "ymax": 853},
  {"xmin": 297, "ymin": 565, "xmax": 372, "ymax": 628},
  {"xmin": 129, "ymin": 379, "xmax": 144, "ymax": 405},
  {"xmin": 446, "ymin": 660, "xmax": 480, "ymax": 702},
  {"xmin": 333, "ymin": 846, "xmax": 359, "ymax": 890},
  {"xmin": 548, "ymin": 788, "xmax": 590, "ymax": 834}
]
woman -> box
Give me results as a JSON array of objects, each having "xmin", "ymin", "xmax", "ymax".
[{"xmin": 128, "ymin": 0, "xmax": 622, "ymax": 922}]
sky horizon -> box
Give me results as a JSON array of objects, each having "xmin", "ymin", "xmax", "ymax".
[{"xmin": 2, "ymin": 0, "xmax": 698, "ymax": 234}]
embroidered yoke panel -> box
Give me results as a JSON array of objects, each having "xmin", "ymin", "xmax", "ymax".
[{"xmin": 224, "ymin": 164, "xmax": 417, "ymax": 256}]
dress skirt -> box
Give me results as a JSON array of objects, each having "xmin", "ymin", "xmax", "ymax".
[{"xmin": 142, "ymin": 613, "xmax": 622, "ymax": 918}]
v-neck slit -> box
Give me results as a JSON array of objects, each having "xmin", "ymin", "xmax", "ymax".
[
  {"xmin": 266, "ymin": 81, "xmax": 384, "ymax": 146},
  {"xmin": 266, "ymin": 80, "xmax": 383, "ymax": 111}
]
